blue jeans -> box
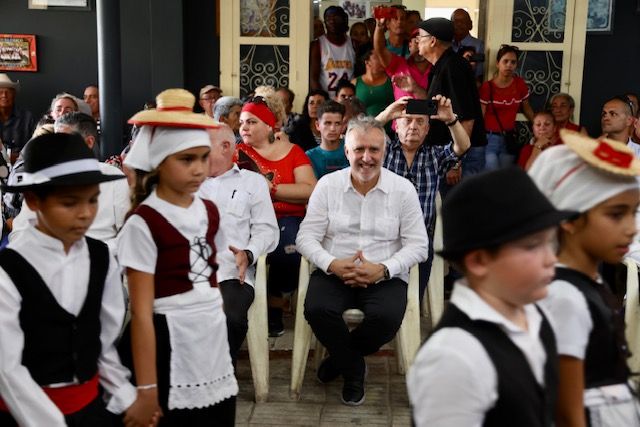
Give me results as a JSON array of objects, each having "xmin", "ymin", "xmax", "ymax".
[
  {"xmin": 267, "ymin": 216, "xmax": 302, "ymax": 296},
  {"xmin": 485, "ymin": 133, "xmax": 515, "ymax": 170},
  {"xmin": 461, "ymin": 146, "xmax": 486, "ymax": 177}
]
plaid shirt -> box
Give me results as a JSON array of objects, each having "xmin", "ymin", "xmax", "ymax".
[{"xmin": 383, "ymin": 138, "xmax": 459, "ymax": 231}]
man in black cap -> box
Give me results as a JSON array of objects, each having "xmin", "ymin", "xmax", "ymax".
[
  {"xmin": 407, "ymin": 167, "xmax": 576, "ymax": 426},
  {"xmin": 416, "ymin": 17, "xmax": 486, "ymax": 184}
]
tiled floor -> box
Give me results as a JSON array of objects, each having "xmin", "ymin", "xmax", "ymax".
[{"xmin": 233, "ymin": 313, "xmax": 434, "ymax": 426}]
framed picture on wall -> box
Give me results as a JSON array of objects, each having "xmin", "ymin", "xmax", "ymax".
[
  {"xmin": 28, "ymin": 0, "xmax": 91, "ymax": 11},
  {"xmin": 0, "ymin": 34, "xmax": 37, "ymax": 72},
  {"xmin": 587, "ymin": 0, "xmax": 615, "ymax": 33}
]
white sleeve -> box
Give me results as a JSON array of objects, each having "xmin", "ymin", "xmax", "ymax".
[
  {"xmin": 98, "ymin": 252, "xmax": 137, "ymax": 414},
  {"xmin": 0, "ymin": 268, "xmax": 66, "ymax": 426},
  {"xmin": 116, "ymin": 215, "xmax": 157, "ymax": 274},
  {"xmin": 407, "ymin": 328, "xmax": 497, "ymax": 427},
  {"xmin": 538, "ymin": 280, "xmax": 592, "ymax": 359},
  {"xmin": 8, "ymin": 201, "xmax": 36, "ymax": 242},
  {"xmin": 295, "ymin": 178, "xmax": 336, "ymax": 272},
  {"xmin": 245, "ymin": 176, "xmax": 279, "ymax": 258},
  {"xmin": 383, "ymin": 184, "xmax": 429, "ymax": 278}
]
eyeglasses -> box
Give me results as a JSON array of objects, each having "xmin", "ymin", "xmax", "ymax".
[
  {"xmin": 414, "ymin": 34, "xmax": 433, "ymax": 41},
  {"xmin": 200, "ymin": 97, "xmax": 215, "ymax": 102},
  {"xmin": 499, "ymin": 44, "xmax": 520, "ymax": 51}
]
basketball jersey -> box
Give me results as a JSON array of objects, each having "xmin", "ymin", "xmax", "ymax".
[{"xmin": 318, "ymin": 35, "xmax": 356, "ymax": 97}]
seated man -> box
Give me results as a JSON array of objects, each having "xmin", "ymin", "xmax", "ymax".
[
  {"xmin": 198, "ymin": 124, "xmax": 279, "ymax": 361},
  {"xmin": 296, "ymin": 116, "xmax": 428, "ymax": 406},
  {"xmin": 305, "ymin": 100, "xmax": 349, "ymax": 178}
]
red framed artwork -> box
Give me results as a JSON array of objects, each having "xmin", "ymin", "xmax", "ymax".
[{"xmin": 0, "ymin": 34, "xmax": 38, "ymax": 72}]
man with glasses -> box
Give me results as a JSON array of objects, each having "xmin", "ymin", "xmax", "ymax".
[
  {"xmin": 416, "ymin": 18, "xmax": 486, "ymax": 184},
  {"xmin": 199, "ymin": 84, "xmax": 223, "ymax": 118},
  {"xmin": 376, "ymin": 95, "xmax": 470, "ymax": 302}
]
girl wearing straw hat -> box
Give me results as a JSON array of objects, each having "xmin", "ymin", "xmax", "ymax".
[
  {"xmin": 117, "ymin": 89, "xmax": 238, "ymax": 425},
  {"xmin": 529, "ymin": 130, "xmax": 640, "ymax": 426}
]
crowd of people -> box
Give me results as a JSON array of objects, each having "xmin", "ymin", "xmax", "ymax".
[{"xmin": 0, "ymin": 4, "xmax": 639, "ymax": 427}]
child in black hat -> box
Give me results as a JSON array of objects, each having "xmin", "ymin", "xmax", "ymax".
[
  {"xmin": 0, "ymin": 133, "xmax": 153, "ymax": 426},
  {"xmin": 407, "ymin": 166, "xmax": 575, "ymax": 427}
]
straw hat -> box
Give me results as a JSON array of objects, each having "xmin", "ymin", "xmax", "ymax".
[
  {"xmin": 560, "ymin": 128, "xmax": 640, "ymax": 176},
  {"xmin": 0, "ymin": 73, "xmax": 20, "ymax": 91},
  {"xmin": 128, "ymin": 88, "xmax": 219, "ymax": 129}
]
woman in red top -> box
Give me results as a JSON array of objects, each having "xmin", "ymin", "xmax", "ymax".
[
  {"xmin": 549, "ymin": 92, "xmax": 588, "ymax": 137},
  {"xmin": 479, "ymin": 45, "xmax": 534, "ymax": 170},
  {"xmin": 236, "ymin": 87, "xmax": 317, "ymax": 337}
]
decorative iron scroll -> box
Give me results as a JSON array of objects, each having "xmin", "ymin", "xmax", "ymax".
[
  {"xmin": 240, "ymin": 44, "xmax": 290, "ymax": 99},
  {"xmin": 512, "ymin": 0, "xmax": 566, "ymax": 43},
  {"xmin": 240, "ymin": 0, "xmax": 289, "ymax": 38},
  {"xmin": 516, "ymin": 49, "xmax": 563, "ymax": 112}
]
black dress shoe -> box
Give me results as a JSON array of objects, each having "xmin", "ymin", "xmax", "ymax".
[
  {"xmin": 316, "ymin": 357, "xmax": 341, "ymax": 384},
  {"xmin": 268, "ymin": 307, "xmax": 284, "ymax": 337},
  {"xmin": 341, "ymin": 378, "xmax": 365, "ymax": 406}
]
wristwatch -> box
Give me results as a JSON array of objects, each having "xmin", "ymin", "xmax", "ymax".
[
  {"xmin": 244, "ymin": 250, "xmax": 254, "ymax": 266},
  {"xmin": 445, "ymin": 114, "xmax": 459, "ymax": 127},
  {"xmin": 381, "ymin": 264, "xmax": 390, "ymax": 281}
]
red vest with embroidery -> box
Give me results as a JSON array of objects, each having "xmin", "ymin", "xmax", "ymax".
[{"xmin": 134, "ymin": 199, "xmax": 219, "ymax": 298}]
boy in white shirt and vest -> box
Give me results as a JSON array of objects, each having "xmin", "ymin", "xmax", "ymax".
[
  {"xmin": 407, "ymin": 167, "xmax": 575, "ymax": 426},
  {"xmin": 0, "ymin": 133, "xmax": 153, "ymax": 426}
]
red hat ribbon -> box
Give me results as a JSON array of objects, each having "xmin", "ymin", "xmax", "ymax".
[{"xmin": 594, "ymin": 141, "xmax": 633, "ymax": 168}]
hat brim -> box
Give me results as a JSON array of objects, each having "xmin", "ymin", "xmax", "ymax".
[
  {"xmin": 3, "ymin": 171, "xmax": 125, "ymax": 193},
  {"xmin": 128, "ymin": 110, "xmax": 220, "ymax": 129},
  {"xmin": 561, "ymin": 129, "xmax": 640, "ymax": 176},
  {"xmin": 437, "ymin": 208, "xmax": 578, "ymax": 260}
]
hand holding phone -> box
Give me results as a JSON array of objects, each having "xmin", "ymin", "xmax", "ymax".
[
  {"xmin": 405, "ymin": 99, "xmax": 438, "ymax": 116},
  {"xmin": 373, "ymin": 6, "xmax": 397, "ymax": 20}
]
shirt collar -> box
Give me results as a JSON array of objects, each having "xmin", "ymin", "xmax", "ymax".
[
  {"xmin": 220, "ymin": 163, "xmax": 241, "ymax": 178},
  {"xmin": 342, "ymin": 167, "xmax": 390, "ymax": 194},
  {"xmin": 24, "ymin": 225, "xmax": 86, "ymax": 254},
  {"xmin": 450, "ymin": 279, "xmax": 541, "ymax": 333}
]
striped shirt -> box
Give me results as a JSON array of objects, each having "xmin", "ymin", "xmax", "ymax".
[{"xmin": 383, "ymin": 138, "xmax": 459, "ymax": 230}]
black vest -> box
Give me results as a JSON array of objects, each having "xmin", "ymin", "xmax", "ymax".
[
  {"xmin": 554, "ymin": 267, "xmax": 630, "ymax": 387},
  {"xmin": 432, "ymin": 303, "xmax": 558, "ymax": 427},
  {"xmin": 0, "ymin": 237, "xmax": 108, "ymax": 385}
]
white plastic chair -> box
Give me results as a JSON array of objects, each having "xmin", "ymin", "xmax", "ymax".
[
  {"xmin": 290, "ymin": 258, "xmax": 421, "ymax": 400},
  {"xmin": 424, "ymin": 192, "xmax": 445, "ymax": 326},
  {"xmin": 245, "ymin": 254, "xmax": 269, "ymax": 402},
  {"xmin": 624, "ymin": 258, "xmax": 640, "ymax": 377}
]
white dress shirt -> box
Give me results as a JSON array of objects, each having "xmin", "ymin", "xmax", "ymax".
[
  {"xmin": 10, "ymin": 163, "xmax": 129, "ymax": 252},
  {"xmin": 197, "ymin": 165, "xmax": 279, "ymax": 286},
  {"xmin": 296, "ymin": 167, "xmax": 429, "ymax": 283},
  {"xmin": 0, "ymin": 226, "xmax": 136, "ymax": 426},
  {"xmin": 407, "ymin": 281, "xmax": 549, "ymax": 427}
]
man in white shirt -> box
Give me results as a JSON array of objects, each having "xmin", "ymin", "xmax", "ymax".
[
  {"xmin": 601, "ymin": 96, "xmax": 640, "ymax": 156},
  {"xmin": 10, "ymin": 112, "xmax": 129, "ymax": 252},
  {"xmin": 296, "ymin": 116, "xmax": 428, "ymax": 406},
  {"xmin": 198, "ymin": 124, "xmax": 279, "ymax": 361}
]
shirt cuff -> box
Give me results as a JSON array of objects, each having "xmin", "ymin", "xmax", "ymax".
[
  {"xmin": 317, "ymin": 254, "xmax": 336, "ymax": 274},
  {"xmin": 382, "ymin": 258, "xmax": 402, "ymax": 279},
  {"xmin": 105, "ymin": 382, "xmax": 137, "ymax": 414},
  {"xmin": 245, "ymin": 245, "xmax": 260, "ymax": 266}
]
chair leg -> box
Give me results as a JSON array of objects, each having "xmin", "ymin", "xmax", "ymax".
[
  {"xmin": 425, "ymin": 198, "xmax": 445, "ymax": 327},
  {"xmin": 290, "ymin": 258, "xmax": 313, "ymax": 400},
  {"xmin": 396, "ymin": 264, "xmax": 422, "ymax": 374},
  {"xmin": 247, "ymin": 255, "xmax": 269, "ymax": 402}
]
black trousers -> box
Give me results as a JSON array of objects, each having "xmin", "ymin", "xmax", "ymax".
[
  {"xmin": 303, "ymin": 271, "xmax": 407, "ymax": 381},
  {"xmin": 0, "ymin": 397, "xmax": 120, "ymax": 427},
  {"xmin": 219, "ymin": 279, "xmax": 255, "ymax": 362}
]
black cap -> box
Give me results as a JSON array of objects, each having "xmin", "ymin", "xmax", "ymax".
[
  {"xmin": 4, "ymin": 133, "xmax": 124, "ymax": 193},
  {"xmin": 438, "ymin": 167, "xmax": 577, "ymax": 259},
  {"xmin": 418, "ymin": 18, "xmax": 454, "ymax": 41}
]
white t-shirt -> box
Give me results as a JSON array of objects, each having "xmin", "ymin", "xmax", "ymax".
[{"xmin": 318, "ymin": 35, "xmax": 356, "ymax": 96}]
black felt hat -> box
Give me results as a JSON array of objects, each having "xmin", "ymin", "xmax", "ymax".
[
  {"xmin": 4, "ymin": 133, "xmax": 124, "ymax": 193},
  {"xmin": 418, "ymin": 18, "xmax": 454, "ymax": 42},
  {"xmin": 438, "ymin": 167, "xmax": 577, "ymax": 259}
]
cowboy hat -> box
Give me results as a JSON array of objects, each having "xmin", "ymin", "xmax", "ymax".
[{"xmin": 0, "ymin": 73, "xmax": 20, "ymax": 91}]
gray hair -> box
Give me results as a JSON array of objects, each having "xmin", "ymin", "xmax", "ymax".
[
  {"xmin": 213, "ymin": 96, "xmax": 243, "ymax": 121},
  {"xmin": 54, "ymin": 112, "xmax": 98, "ymax": 140},
  {"xmin": 50, "ymin": 92, "xmax": 79, "ymax": 113},
  {"xmin": 550, "ymin": 92, "xmax": 575, "ymax": 109},
  {"xmin": 345, "ymin": 115, "xmax": 385, "ymax": 147}
]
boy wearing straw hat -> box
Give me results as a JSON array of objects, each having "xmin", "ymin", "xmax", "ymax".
[
  {"xmin": 0, "ymin": 133, "xmax": 153, "ymax": 426},
  {"xmin": 407, "ymin": 167, "xmax": 576, "ymax": 426}
]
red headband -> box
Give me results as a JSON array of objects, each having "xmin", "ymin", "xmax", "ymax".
[{"xmin": 242, "ymin": 102, "xmax": 277, "ymax": 129}]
